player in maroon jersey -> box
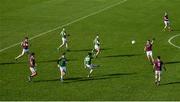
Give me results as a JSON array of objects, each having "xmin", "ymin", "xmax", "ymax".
[
  {"xmin": 144, "ymin": 39, "xmax": 154, "ymax": 64},
  {"xmin": 162, "ymin": 12, "xmax": 172, "ymax": 31},
  {"xmin": 15, "ymin": 37, "xmax": 29, "ymax": 60},
  {"xmin": 28, "ymin": 52, "xmax": 37, "ymax": 82},
  {"xmin": 153, "ymin": 56, "xmax": 166, "ymax": 86}
]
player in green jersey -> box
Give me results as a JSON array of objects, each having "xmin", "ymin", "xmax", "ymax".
[
  {"xmin": 57, "ymin": 53, "xmax": 67, "ymax": 82},
  {"xmin": 57, "ymin": 28, "xmax": 69, "ymax": 50},
  {"xmin": 84, "ymin": 52, "xmax": 98, "ymax": 78},
  {"xmin": 92, "ymin": 35, "xmax": 100, "ymax": 58}
]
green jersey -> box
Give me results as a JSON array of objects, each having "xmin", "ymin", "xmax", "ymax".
[
  {"xmin": 94, "ymin": 38, "xmax": 100, "ymax": 46},
  {"xmin": 57, "ymin": 57, "xmax": 67, "ymax": 67},
  {"xmin": 84, "ymin": 55, "xmax": 92, "ymax": 65},
  {"xmin": 60, "ymin": 30, "xmax": 66, "ymax": 38}
]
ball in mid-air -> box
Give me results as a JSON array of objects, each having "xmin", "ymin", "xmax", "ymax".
[{"xmin": 131, "ymin": 40, "xmax": 135, "ymax": 44}]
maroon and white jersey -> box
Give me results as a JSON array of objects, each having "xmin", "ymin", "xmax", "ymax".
[
  {"xmin": 22, "ymin": 41, "xmax": 29, "ymax": 49},
  {"xmin": 164, "ymin": 15, "xmax": 169, "ymax": 21},
  {"xmin": 145, "ymin": 43, "xmax": 152, "ymax": 51},
  {"xmin": 29, "ymin": 55, "xmax": 35, "ymax": 67},
  {"xmin": 154, "ymin": 60, "xmax": 163, "ymax": 71}
]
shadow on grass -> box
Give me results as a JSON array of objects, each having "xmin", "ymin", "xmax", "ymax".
[
  {"xmin": 164, "ymin": 61, "xmax": 180, "ymax": 65},
  {"xmin": 161, "ymin": 81, "xmax": 180, "ymax": 86},
  {"xmin": 0, "ymin": 61, "xmax": 26, "ymax": 65},
  {"xmin": 99, "ymin": 54, "xmax": 142, "ymax": 58},
  {"xmin": 0, "ymin": 59, "xmax": 77, "ymax": 66},
  {"xmin": 33, "ymin": 72, "xmax": 137, "ymax": 83},
  {"xmin": 69, "ymin": 48, "xmax": 111, "ymax": 52},
  {"xmin": 171, "ymin": 29, "xmax": 180, "ymax": 32},
  {"xmin": 38, "ymin": 58, "xmax": 78, "ymax": 63},
  {"xmin": 33, "ymin": 79, "xmax": 60, "ymax": 83},
  {"xmin": 65, "ymin": 72, "xmax": 137, "ymax": 83}
]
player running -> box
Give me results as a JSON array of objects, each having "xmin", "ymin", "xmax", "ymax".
[
  {"xmin": 84, "ymin": 52, "xmax": 99, "ymax": 78},
  {"xmin": 153, "ymin": 56, "xmax": 166, "ymax": 86},
  {"xmin": 92, "ymin": 35, "xmax": 100, "ymax": 58},
  {"xmin": 15, "ymin": 37, "xmax": 29, "ymax": 60},
  {"xmin": 57, "ymin": 28, "xmax": 69, "ymax": 51},
  {"xmin": 28, "ymin": 52, "xmax": 37, "ymax": 82},
  {"xmin": 57, "ymin": 53, "xmax": 67, "ymax": 82},
  {"xmin": 144, "ymin": 39, "xmax": 154, "ymax": 64},
  {"xmin": 162, "ymin": 12, "xmax": 172, "ymax": 32}
]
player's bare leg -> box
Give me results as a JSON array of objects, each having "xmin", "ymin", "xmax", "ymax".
[
  {"xmin": 28, "ymin": 72, "xmax": 37, "ymax": 82},
  {"xmin": 163, "ymin": 23, "xmax": 172, "ymax": 32},
  {"xmin": 88, "ymin": 69, "xmax": 93, "ymax": 78},
  {"xmin": 60, "ymin": 71, "xmax": 65, "ymax": 82},
  {"xmin": 162, "ymin": 25, "xmax": 167, "ymax": 31},
  {"xmin": 57, "ymin": 43, "xmax": 65, "ymax": 50},
  {"xmin": 65, "ymin": 43, "xmax": 69, "ymax": 51},
  {"xmin": 15, "ymin": 54, "xmax": 24, "ymax": 60},
  {"xmin": 94, "ymin": 49, "xmax": 100, "ymax": 58},
  {"xmin": 150, "ymin": 56, "xmax": 154, "ymax": 64},
  {"xmin": 157, "ymin": 73, "xmax": 161, "ymax": 86},
  {"xmin": 147, "ymin": 55, "xmax": 153, "ymax": 65},
  {"xmin": 155, "ymin": 72, "xmax": 160, "ymax": 86},
  {"xmin": 15, "ymin": 50, "xmax": 25, "ymax": 60},
  {"xmin": 92, "ymin": 49, "xmax": 96, "ymax": 56}
]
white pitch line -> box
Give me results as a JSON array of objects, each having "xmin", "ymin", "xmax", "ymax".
[
  {"xmin": 168, "ymin": 34, "xmax": 180, "ymax": 49},
  {"xmin": 0, "ymin": 0, "xmax": 127, "ymax": 53}
]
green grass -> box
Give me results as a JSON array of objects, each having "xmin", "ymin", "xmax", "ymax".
[{"xmin": 0, "ymin": 0, "xmax": 180, "ymax": 101}]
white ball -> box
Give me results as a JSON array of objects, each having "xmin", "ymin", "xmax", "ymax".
[{"xmin": 131, "ymin": 40, "xmax": 135, "ymax": 44}]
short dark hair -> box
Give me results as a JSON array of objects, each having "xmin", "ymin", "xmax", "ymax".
[
  {"xmin": 157, "ymin": 56, "xmax": 161, "ymax": 59},
  {"xmin": 25, "ymin": 37, "xmax": 28, "ymax": 39},
  {"xmin": 31, "ymin": 52, "xmax": 35, "ymax": 56}
]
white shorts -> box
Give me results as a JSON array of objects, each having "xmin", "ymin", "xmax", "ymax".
[
  {"xmin": 85, "ymin": 64, "xmax": 95, "ymax": 69},
  {"xmin": 22, "ymin": 48, "xmax": 29, "ymax": 54},
  {"xmin": 60, "ymin": 66, "xmax": 66, "ymax": 73},
  {"xmin": 164, "ymin": 21, "xmax": 170, "ymax": 26},
  {"xmin": 94, "ymin": 45, "xmax": 100, "ymax": 50},
  {"xmin": 155, "ymin": 71, "xmax": 161, "ymax": 75},
  {"xmin": 62, "ymin": 37, "xmax": 67, "ymax": 44},
  {"xmin": 146, "ymin": 51, "xmax": 153, "ymax": 57},
  {"xmin": 30, "ymin": 67, "xmax": 36, "ymax": 73}
]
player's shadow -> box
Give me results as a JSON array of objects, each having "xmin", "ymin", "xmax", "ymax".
[
  {"xmin": 33, "ymin": 77, "xmax": 83, "ymax": 83},
  {"xmin": 0, "ymin": 59, "xmax": 77, "ymax": 66},
  {"xmin": 171, "ymin": 29, "xmax": 180, "ymax": 32},
  {"xmin": 161, "ymin": 81, "xmax": 180, "ymax": 86},
  {"xmin": 32, "ymin": 72, "xmax": 136, "ymax": 83},
  {"xmin": 164, "ymin": 61, "xmax": 180, "ymax": 65},
  {"xmin": 100, "ymin": 54, "xmax": 142, "ymax": 58},
  {"xmin": 37, "ymin": 58, "xmax": 78, "ymax": 63},
  {"xmin": 64, "ymin": 72, "xmax": 137, "ymax": 83},
  {"xmin": 33, "ymin": 79, "xmax": 60, "ymax": 83},
  {"xmin": 0, "ymin": 61, "xmax": 26, "ymax": 65},
  {"xmin": 69, "ymin": 48, "xmax": 111, "ymax": 52}
]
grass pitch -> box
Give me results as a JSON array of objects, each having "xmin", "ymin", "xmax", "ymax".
[{"xmin": 0, "ymin": 0, "xmax": 180, "ymax": 101}]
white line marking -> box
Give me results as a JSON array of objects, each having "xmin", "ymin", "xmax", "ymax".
[
  {"xmin": 168, "ymin": 34, "xmax": 180, "ymax": 49},
  {"xmin": 0, "ymin": 0, "xmax": 127, "ymax": 53}
]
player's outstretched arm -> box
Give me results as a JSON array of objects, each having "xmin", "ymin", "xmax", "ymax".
[
  {"xmin": 153, "ymin": 64, "xmax": 155, "ymax": 72},
  {"xmin": 144, "ymin": 46, "xmax": 146, "ymax": 52},
  {"xmin": 151, "ymin": 40, "xmax": 154, "ymax": 44},
  {"xmin": 20, "ymin": 42, "xmax": 23, "ymax": 46}
]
